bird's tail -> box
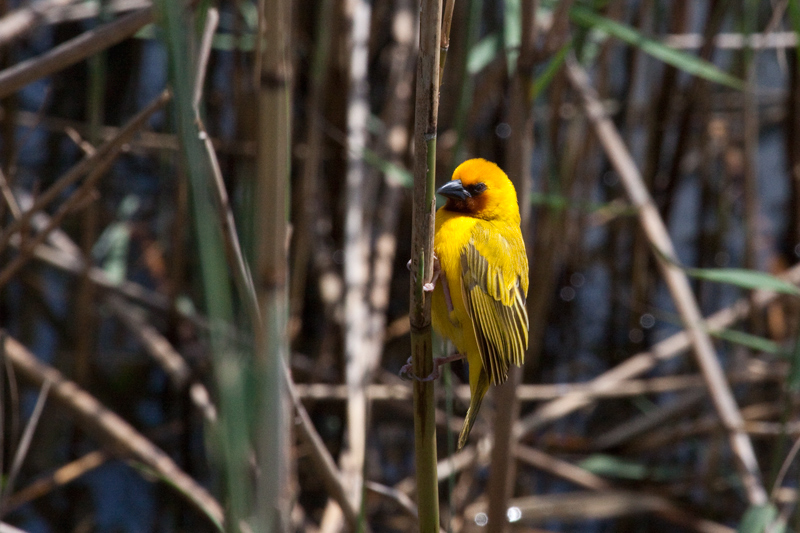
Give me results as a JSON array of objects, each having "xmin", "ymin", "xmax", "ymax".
[{"xmin": 458, "ymin": 370, "xmax": 489, "ymax": 450}]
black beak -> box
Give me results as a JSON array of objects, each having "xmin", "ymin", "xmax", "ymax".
[{"xmin": 436, "ymin": 179, "xmax": 470, "ymax": 200}]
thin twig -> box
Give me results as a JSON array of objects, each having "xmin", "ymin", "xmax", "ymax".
[
  {"xmin": 3, "ymin": 451, "xmax": 108, "ymax": 513},
  {"xmin": 0, "ymin": 8, "xmax": 155, "ymax": 99},
  {"xmin": 193, "ymin": 7, "xmax": 217, "ymax": 110},
  {"xmin": 438, "ymin": 0, "xmax": 454, "ymax": 86},
  {"xmin": 771, "ymin": 434, "xmax": 800, "ymax": 499},
  {"xmin": 0, "ymin": 151, "xmax": 114, "ymax": 288},
  {"xmin": 0, "ymin": 167, "xmax": 20, "ymax": 219},
  {"xmin": 0, "ymin": 89, "xmax": 171, "ymax": 255},
  {"xmin": 293, "ymin": 370, "xmax": 781, "ymax": 401},
  {"xmin": 0, "ymin": 379, "xmax": 50, "ymax": 512},
  {"xmin": 193, "ymin": 9, "xmax": 261, "ymax": 330},
  {"xmin": 284, "ymin": 362, "xmax": 360, "ymax": 530}
]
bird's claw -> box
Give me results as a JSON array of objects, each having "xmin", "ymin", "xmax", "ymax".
[
  {"xmin": 407, "ymin": 253, "xmax": 441, "ymax": 290},
  {"xmin": 399, "ymin": 358, "xmax": 440, "ymax": 382},
  {"xmin": 399, "ymin": 352, "xmax": 465, "ymax": 382}
]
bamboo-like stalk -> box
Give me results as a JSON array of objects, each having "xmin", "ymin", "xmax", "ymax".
[
  {"xmin": 341, "ymin": 0, "xmax": 373, "ymax": 515},
  {"xmin": 255, "ymin": 0, "xmax": 292, "ymax": 527},
  {"xmin": 565, "ymin": 57, "xmax": 768, "ymax": 506},
  {"xmin": 438, "ymin": 0, "xmax": 454, "ymax": 86},
  {"xmin": 409, "ymin": 0, "xmax": 442, "ymax": 529}
]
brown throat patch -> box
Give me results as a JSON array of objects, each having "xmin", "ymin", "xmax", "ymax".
[{"xmin": 444, "ymin": 193, "xmax": 489, "ymax": 216}]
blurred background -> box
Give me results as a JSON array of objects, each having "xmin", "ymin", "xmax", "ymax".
[{"xmin": 1, "ymin": 0, "xmax": 800, "ymax": 532}]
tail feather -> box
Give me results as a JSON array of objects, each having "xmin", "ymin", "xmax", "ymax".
[{"xmin": 457, "ymin": 371, "xmax": 489, "ymax": 450}]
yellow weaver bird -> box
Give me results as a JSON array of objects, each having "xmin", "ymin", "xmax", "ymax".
[{"xmin": 425, "ymin": 158, "xmax": 529, "ymax": 449}]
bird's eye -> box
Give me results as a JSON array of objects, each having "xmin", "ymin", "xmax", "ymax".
[{"xmin": 469, "ymin": 183, "xmax": 487, "ymax": 195}]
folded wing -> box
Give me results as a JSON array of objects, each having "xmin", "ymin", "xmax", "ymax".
[{"xmin": 460, "ymin": 232, "xmax": 529, "ymax": 385}]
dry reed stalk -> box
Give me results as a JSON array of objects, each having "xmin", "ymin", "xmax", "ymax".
[
  {"xmin": 255, "ymin": 0, "xmax": 292, "ymax": 526},
  {"xmin": 565, "ymin": 57, "xmax": 768, "ymax": 506},
  {"xmin": 0, "ymin": 8, "xmax": 154, "ymax": 99},
  {"xmin": 294, "ymin": 369, "xmax": 783, "ymax": 402},
  {"xmin": 341, "ymin": 0, "xmax": 374, "ymax": 515},
  {"xmin": 3, "ymin": 450, "xmax": 108, "ymax": 512},
  {"xmin": 438, "ymin": 0, "xmax": 454, "ymax": 85},
  {"xmin": 0, "ymin": 149, "xmax": 122, "ymax": 288},
  {"xmin": 284, "ymin": 363, "xmax": 360, "ymax": 530},
  {"xmin": 666, "ymin": 31, "xmax": 799, "ymax": 50},
  {"xmin": 1, "ymin": 334, "xmax": 224, "ymax": 526},
  {"xmin": 194, "ymin": 9, "xmax": 261, "ymax": 331}
]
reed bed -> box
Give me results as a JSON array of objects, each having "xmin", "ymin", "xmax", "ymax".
[{"xmin": 1, "ymin": 1, "xmax": 800, "ymax": 532}]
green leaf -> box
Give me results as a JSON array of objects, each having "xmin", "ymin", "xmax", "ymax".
[
  {"xmin": 504, "ymin": 0, "xmax": 521, "ymax": 76},
  {"xmin": 529, "ymin": 192, "xmax": 637, "ymax": 217},
  {"xmin": 467, "ymin": 33, "xmax": 501, "ymax": 74},
  {"xmin": 569, "ymin": 5, "xmax": 745, "ymax": 91},
  {"xmin": 578, "ymin": 454, "xmax": 675, "ymax": 481},
  {"xmin": 580, "ymin": 454, "xmax": 647, "ymax": 480},
  {"xmin": 708, "ymin": 328, "xmax": 786, "ymax": 356},
  {"xmin": 362, "ymin": 147, "xmax": 413, "ymax": 188},
  {"xmin": 685, "ymin": 268, "xmax": 800, "ymax": 297},
  {"xmin": 738, "ymin": 504, "xmax": 781, "ymax": 533},
  {"xmin": 531, "ymin": 40, "xmax": 572, "ymax": 100}
]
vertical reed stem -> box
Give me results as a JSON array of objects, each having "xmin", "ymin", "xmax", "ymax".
[
  {"xmin": 410, "ymin": 0, "xmax": 442, "ymax": 530},
  {"xmin": 256, "ymin": 0, "xmax": 292, "ymax": 527}
]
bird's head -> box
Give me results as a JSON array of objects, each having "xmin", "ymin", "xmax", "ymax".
[{"xmin": 437, "ymin": 158, "xmax": 520, "ymax": 222}]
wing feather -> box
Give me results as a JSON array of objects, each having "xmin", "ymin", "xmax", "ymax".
[{"xmin": 460, "ymin": 232, "xmax": 529, "ymax": 385}]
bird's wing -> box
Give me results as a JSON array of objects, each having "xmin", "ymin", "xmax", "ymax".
[{"xmin": 459, "ymin": 226, "xmax": 529, "ymax": 385}]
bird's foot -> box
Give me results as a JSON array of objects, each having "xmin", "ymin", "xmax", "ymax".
[
  {"xmin": 399, "ymin": 352, "xmax": 465, "ymax": 382},
  {"xmin": 408, "ymin": 254, "xmax": 441, "ymax": 292}
]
